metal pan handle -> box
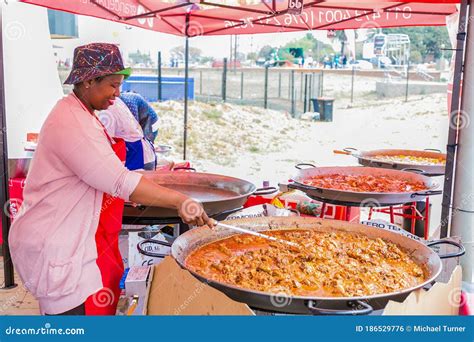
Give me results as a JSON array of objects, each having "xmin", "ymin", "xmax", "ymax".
[
  {"xmin": 424, "ymin": 148, "xmax": 442, "ymax": 153},
  {"xmin": 426, "ymin": 240, "xmax": 465, "ymax": 259},
  {"xmin": 210, "ymin": 207, "xmax": 243, "ymax": 219},
  {"xmin": 288, "ymin": 208, "xmax": 301, "ymax": 216},
  {"xmin": 137, "ymin": 239, "xmax": 172, "ymax": 258},
  {"xmin": 333, "ymin": 150, "xmax": 351, "ymax": 155},
  {"xmin": 173, "ymin": 166, "xmax": 196, "ymax": 172},
  {"xmin": 287, "ymin": 182, "xmax": 323, "ymax": 193},
  {"xmin": 411, "ymin": 190, "xmax": 443, "ymax": 198},
  {"xmin": 295, "ymin": 163, "xmax": 317, "ymax": 170},
  {"xmin": 343, "ymin": 147, "xmax": 359, "ymax": 154},
  {"xmin": 401, "ymin": 168, "xmax": 426, "ymax": 175},
  {"xmin": 307, "ymin": 300, "xmax": 373, "ymax": 315},
  {"xmin": 253, "ymin": 186, "xmax": 278, "ymax": 196},
  {"xmin": 124, "ymin": 202, "xmax": 146, "ymax": 210}
]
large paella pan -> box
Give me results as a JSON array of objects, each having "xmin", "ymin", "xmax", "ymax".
[
  {"xmin": 288, "ymin": 165, "xmax": 442, "ymax": 206},
  {"xmin": 139, "ymin": 217, "xmax": 464, "ymax": 315}
]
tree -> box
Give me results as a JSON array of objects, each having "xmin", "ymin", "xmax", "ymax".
[
  {"xmin": 334, "ymin": 30, "xmax": 347, "ymax": 55},
  {"xmin": 410, "ymin": 50, "xmax": 423, "ymax": 64},
  {"xmin": 199, "ymin": 56, "xmax": 215, "ymax": 65},
  {"xmin": 283, "ymin": 34, "xmax": 315, "ymax": 52},
  {"xmin": 170, "ymin": 45, "xmax": 202, "ymax": 63},
  {"xmin": 255, "ymin": 34, "xmax": 335, "ymax": 65},
  {"xmin": 128, "ymin": 49, "xmax": 153, "ymax": 67},
  {"xmin": 235, "ymin": 52, "xmax": 246, "ymax": 62},
  {"xmin": 246, "ymin": 52, "xmax": 258, "ymax": 62},
  {"xmin": 258, "ymin": 45, "xmax": 274, "ymax": 60},
  {"xmin": 282, "ymin": 33, "xmax": 334, "ymax": 62},
  {"xmin": 384, "ymin": 27, "xmax": 452, "ymax": 61}
]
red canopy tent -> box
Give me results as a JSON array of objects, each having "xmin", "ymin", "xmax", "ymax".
[
  {"xmin": 1, "ymin": 0, "xmax": 469, "ymax": 288},
  {"xmin": 18, "ymin": 1, "xmax": 459, "ymax": 160},
  {"xmin": 20, "ymin": 0, "xmax": 457, "ymax": 36}
]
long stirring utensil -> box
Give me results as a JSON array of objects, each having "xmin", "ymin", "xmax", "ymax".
[{"xmin": 212, "ymin": 220, "xmax": 300, "ymax": 248}]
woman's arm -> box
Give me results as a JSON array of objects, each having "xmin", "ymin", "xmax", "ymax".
[
  {"xmin": 52, "ymin": 105, "xmax": 212, "ymax": 227},
  {"xmin": 129, "ymin": 176, "xmax": 213, "ymax": 227}
]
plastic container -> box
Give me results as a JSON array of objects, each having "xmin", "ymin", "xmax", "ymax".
[{"xmin": 317, "ymin": 97, "xmax": 334, "ymax": 122}]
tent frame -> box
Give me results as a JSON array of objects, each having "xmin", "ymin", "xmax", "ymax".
[
  {"xmin": 0, "ymin": 4, "xmax": 16, "ymax": 289},
  {"xmin": 1, "ymin": 0, "xmax": 470, "ymax": 289},
  {"xmin": 440, "ymin": 0, "xmax": 469, "ymax": 237}
]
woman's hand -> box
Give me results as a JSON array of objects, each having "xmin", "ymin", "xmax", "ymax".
[
  {"xmin": 177, "ymin": 197, "xmax": 215, "ymax": 228},
  {"xmin": 129, "ymin": 177, "xmax": 215, "ymax": 228}
]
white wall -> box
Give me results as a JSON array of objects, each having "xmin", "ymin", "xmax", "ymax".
[{"xmin": 3, "ymin": 1, "xmax": 63, "ymax": 158}]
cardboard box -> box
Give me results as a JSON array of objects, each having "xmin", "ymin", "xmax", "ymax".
[
  {"xmin": 147, "ymin": 257, "xmax": 253, "ymax": 315},
  {"xmin": 125, "ymin": 266, "xmax": 152, "ymax": 297},
  {"xmin": 383, "ymin": 266, "xmax": 462, "ymax": 315},
  {"xmin": 119, "ymin": 266, "xmax": 154, "ymax": 316}
]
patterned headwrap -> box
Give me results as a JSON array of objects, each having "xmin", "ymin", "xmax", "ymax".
[{"xmin": 64, "ymin": 43, "xmax": 131, "ymax": 85}]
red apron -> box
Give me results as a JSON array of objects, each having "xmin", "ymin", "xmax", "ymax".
[
  {"xmin": 84, "ymin": 135, "xmax": 126, "ymax": 315},
  {"xmin": 71, "ymin": 94, "xmax": 127, "ymax": 315},
  {"xmin": 84, "ymin": 110, "xmax": 127, "ymax": 315}
]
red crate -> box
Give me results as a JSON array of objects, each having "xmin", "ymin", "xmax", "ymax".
[
  {"xmin": 1, "ymin": 178, "xmax": 26, "ymax": 244},
  {"xmin": 244, "ymin": 194, "xmax": 359, "ymax": 221}
]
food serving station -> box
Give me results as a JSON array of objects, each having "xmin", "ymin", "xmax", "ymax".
[{"xmin": 0, "ymin": 0, "xmax": 472, "ymax": 317}]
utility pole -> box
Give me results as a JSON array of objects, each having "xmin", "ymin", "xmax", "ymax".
[
  {"xmin": 234, "ymin": 35, "xmax": 238, "ymax": 72},
  {"xmin": 229, "ymin": 35, "xmax": 233, "ymax": 67}
]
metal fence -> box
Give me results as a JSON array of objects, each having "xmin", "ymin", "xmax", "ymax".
[
  {"xmin": 160, "ymin": 64, "xmax": 446, "ymax": 116},
  {"xmin": 189, "ymin": 67, "xmax": 324, "ymax": 115},
  {"xmin": 58, "ymin": 65, "xmax": 447, "ymax": 116}
]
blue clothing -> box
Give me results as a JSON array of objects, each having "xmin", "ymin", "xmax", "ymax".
[
  {"xmin": 120, "ymin": 92, "xmax": 159, "ymax": 142},
  {"xmin": 125, "ymin": 140, "xmax": 145, "ymax": 170}
]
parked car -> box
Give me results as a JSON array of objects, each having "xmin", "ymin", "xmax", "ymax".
[
  {"xmin": 369, "ymin": 56, "xmax": 393, "ymax": 68},
  {"xmin": 351, "ymin": 59, "xmax": 374, "ymax": 70}
]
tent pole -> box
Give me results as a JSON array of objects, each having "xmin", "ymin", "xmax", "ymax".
[
  {"xmin": 440, "ymin": 0, "xmax": 469, "ymax": 238},
  {"xmin": 0, "ymin": 4, "xmax": 17, "ymax": 289},
  {"xmin": 157, "ymin": 51, "xmax": 162, "ymax": 102},
  {"xmin": 450, "ymin": 0, "xmax": 473, "ymax": 282},
  {"xmin": 183, "ymin": 14, "xmax": 189, "ymax": 161}
]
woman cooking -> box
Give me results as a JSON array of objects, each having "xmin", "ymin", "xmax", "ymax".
[{"xmin": 8, "ymin": 43, "xmax": 213, "ymax": 316}]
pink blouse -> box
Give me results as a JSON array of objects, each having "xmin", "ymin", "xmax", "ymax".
[{"xmin": 9, "ymin": 93, "xmax": 142, "ymax": 314}]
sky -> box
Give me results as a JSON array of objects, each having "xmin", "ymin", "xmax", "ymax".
[{"xmin": 54, "ymin": 14, "xmax": 332, "ymax": 64}]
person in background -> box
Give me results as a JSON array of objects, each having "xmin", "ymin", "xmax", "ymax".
[
  {"xmin": 99, "ymin": 96, "xmax": 156, "ymax": 170},
  {"xmin": 120, "ymin": 92, "xmax": 159, "ymax": 143},
  {"xmin": 342, "ymin": 55, "xmax": 348, "ymax": 68},
  {"xmin": 323, "ymin": 55, "xmax": 331, "ymax": 69}
]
